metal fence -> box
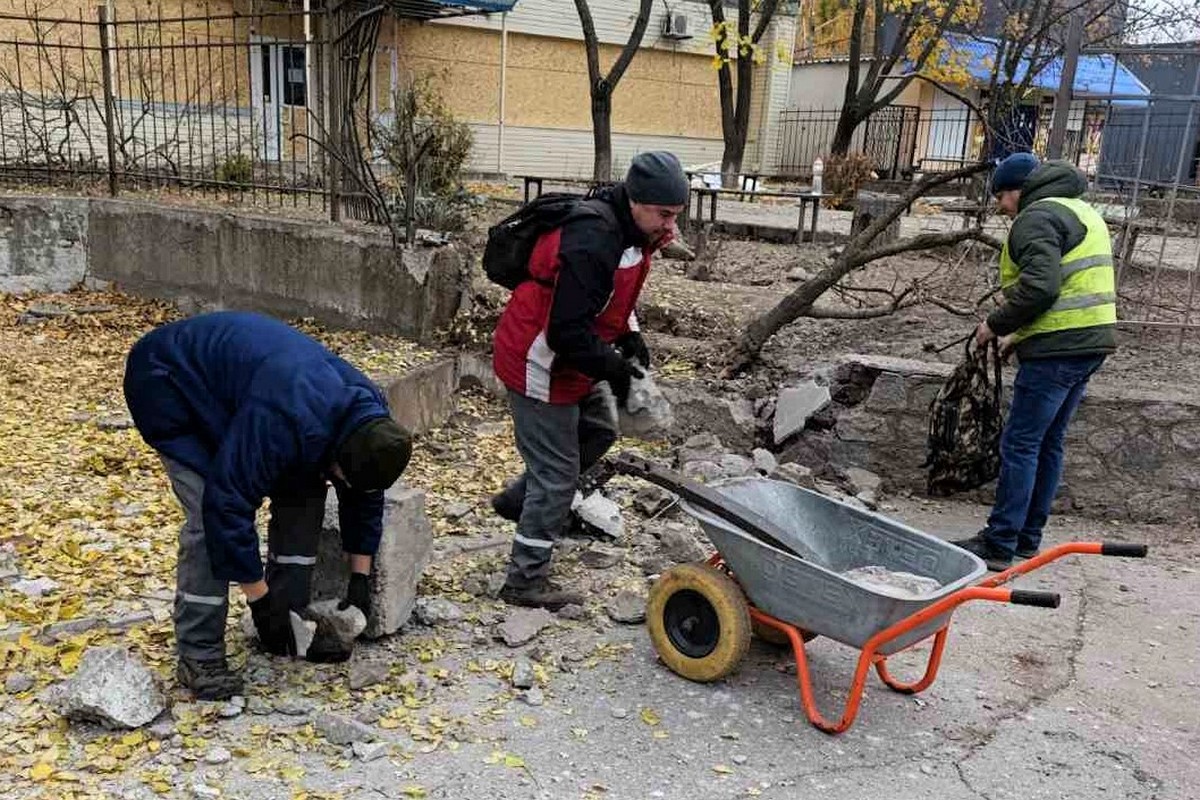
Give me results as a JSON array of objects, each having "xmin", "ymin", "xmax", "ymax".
[
  {"xmin": 776, "ymin": 106, "xmax": 985, "ymax": 178},
  {"xmin": 0, "ymin": 4, "xmax": 333, "ymax": 210},
  {"xmin": 775, "ymin": 104, "xmax": 1106, "ymax": 179}
]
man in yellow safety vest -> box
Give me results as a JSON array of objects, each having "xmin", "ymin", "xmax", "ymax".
[{"xmin": 952, "ymin": 153, "xmax": 1116, "ymax": 571}]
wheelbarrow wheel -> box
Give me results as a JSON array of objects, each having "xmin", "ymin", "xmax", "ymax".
[{"xmin": 647, "ymin": 562, "xmax": 751, "ymax": 682}]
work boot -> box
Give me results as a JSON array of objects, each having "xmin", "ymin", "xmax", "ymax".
[
  {"xmin": 499, "ymin": 581, "xmax": 585, "ymax": 611},
  {"xmin": 491, "ymin": 491, "xmax": 522, "ymax": 523},
  {"xmin": 949, "ymin": 533, "xmax": 1013, "ymax": 573},
  {"xmin": 1015, "ymin": 543, "xmax": 1041, "ymax": 559},
  {"xmin": 176, "ymin": 656, "xmax": 244, "ymax": 701}
]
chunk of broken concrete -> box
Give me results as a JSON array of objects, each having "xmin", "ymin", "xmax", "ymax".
[
  {"xmin": 291, "ymin": 611, "xmax": 318, "ymax": 658},
  {"xmin": 658, "ymin": 524, "xmax": 709, "ymax": 564},
  {"xmin": 677, "ymin": 433, "xmax": 725, "ymax": 466},
  {"xmin": 511, "ymin": 656, "xmax": 536, "ymax": 689},
  {"xmin": 718, "ymin": 453, "xmax": 755, "ymax": 478},
  {"xmin": 606, "ymin": 591, "xmax": 647, "ymax": 624},
  {"xmin": 682, "ymin": 460, "xmax": 724, "ymax": 484},
  {"xmin": 11, "ymin": 577, "xmax": 59, "ymax": 598},
  {"xmin": 353, "ymin": 741, "xmax": 391, "ymax": 762},
  {"xmin": 633, "ymin": 484, "xmax": 675, "ymax": 517},
  {"xmin": 619, "ymin": 369, "xmax": 675, "ymax": 438},
  {"xmin": 311, "ymin": 485, "xmax": 434, "ymax": 638},
  {"xmin": 773, "ymin": 383, "xmax": 832, "ymax": 445},
  {"xmin": 348, "ymin": 660, "xmax": 391, "ymax": 691},
  {"xmin": 51, "ymin": 646, "xmax": 166, "ymax": 729},
  {"xmin": 580, "ymin": 544, "xmax": 623, "ymax": 570},
  {"xmin": 497, "ymin": 608, "xmax": 555, "ymax": 647},
  {"xmin": 5, "ymin": 673, "xmax": 34, "ymax": 694},
  {"xmin": 751, "ymin": 448, "xmax": 778, "ymax": 475},
  {"xmin": 414, "ymin": 597, "xmax": 465, "ymax": 627},
  {"xmin": 314, "ymin": 710, "xmax": 378, "ymax": 745},
  {"xmin": 842, "ymin": 467, "xmax": 883, "ymax": 496},
  {"xmin": 306, "ymin": 600, "xmax": 367, "ymax": 651},
  {"xmin": 770, "ymin": 462, "xmax": 816, "ymax": 489},
  {"xmin": 572, "ymin": 491, "xmax": 624, "ymax": 540}
]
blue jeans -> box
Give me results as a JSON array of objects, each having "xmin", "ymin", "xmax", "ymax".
[{"xmin": 984, "ymin": 354, "xmax": 1106, "ymax": 555}]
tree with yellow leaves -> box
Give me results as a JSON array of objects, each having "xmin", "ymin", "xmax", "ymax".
[
  {"xmin": 707, "ymin": 0, "xmax": 789, "ymax": 187},
  {"xmin": 828, "ymin": 0, "xmax": 982, "ymax": 157}
]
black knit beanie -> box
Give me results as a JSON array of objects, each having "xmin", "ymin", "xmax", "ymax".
[
  {"xmin": 337, "ymin": 417, "xmax": 412, "ymax": 491},
  {"xmin": 625, "ymin": 151, "xmax": 689, "ymax": 206}
]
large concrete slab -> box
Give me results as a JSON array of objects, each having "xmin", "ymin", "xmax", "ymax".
[{"xmin": 312, "ymin": 483, "xmax": 433, "ymax": 639}]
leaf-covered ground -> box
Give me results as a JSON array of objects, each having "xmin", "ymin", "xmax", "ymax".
[{"xmin": 0, "ymin": 290, "xmax": 672, "ymax": 800}]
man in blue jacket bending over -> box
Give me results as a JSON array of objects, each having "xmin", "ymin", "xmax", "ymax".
[{"xmin": 124, "ymin": 312, "xmax": 413, "ymax": 700}]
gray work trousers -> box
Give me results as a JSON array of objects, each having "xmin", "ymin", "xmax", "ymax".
[
  {"xmin": 500, "ymin": 386, "xmax": 619, "ymax": 588},
  {"xmin": 164, "ymin": 458, "xmax": 327, "ymax": 660}
]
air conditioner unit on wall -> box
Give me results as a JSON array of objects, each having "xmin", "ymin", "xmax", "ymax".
[{"xmin": 662, "ymin": 11, "xmax": 691, "ymax": 40}]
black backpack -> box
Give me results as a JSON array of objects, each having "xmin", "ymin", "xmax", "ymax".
[
  {"xmin": 483, "ymin": 192, "xmax": 617, "ymax": 290},
  {"xmin": 924, "ymin": 339, "xmax": 1004, "ymax": 496}
]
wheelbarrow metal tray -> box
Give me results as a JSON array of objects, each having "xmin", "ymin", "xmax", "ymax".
[{"xmin": 679, "ymin": 478, "xmax": 986, "ymax": 655}]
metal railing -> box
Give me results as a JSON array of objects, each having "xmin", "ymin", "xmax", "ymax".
[{"xmin": 0, "ymin": 3, "xmax": 332, "ymax": 211}]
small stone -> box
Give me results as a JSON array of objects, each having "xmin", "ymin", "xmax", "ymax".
[
  {"xmin": 246, "ymin": 696, "xmax": 273, "ymax": 715},
  {"xmin": 4, "ymin": 673, "xmax": 34, "ymax": 694},
  {"xmin": 11, "ymin": 577, "xmax": 59, "ymax": 598},
  {"xmin": 203, "ymin": 746, "xmax": 231, "ymax": 765},
  {"xmin": 677, "ymin": 433, "xmax": 725, "ymax": 465},
  {"xmin": 682, "ymin": 460, "xmax": 724, "ymax": 483},
  {"xmin": 96, "ymin": 414, "xmax": 134, "ymax": 431},
  {"xmin": 170, "ymin": 734, "xmax": 184, "ymax": 749},
  {"xmin": 414, "ymin": 598, "xmax": 465, "ymax": 627},
  {"xmin": 732, "ymin": 755, "xmax": 748, "ymax": 765},
  {"xmin": 580, "ymin": 545, "xmax": 622, "ymax": 570},
  {"xmin": 511, "ymin": 656, "xmax": 537, "ymax": 689},
  {"xmin": 605, "ymin": 591, "xmax": 646, "ymax": 625},
  {"xmin": 146, "ymin": 715, "xmax": 175, "ymax": 739},
  {"xmin": 770, "ymin": 462, "xmax": 816, "ymax": 489},
  {"xmin": 349, "ymin": 660, "xmax": 390, "ymax": 691},
  {"xmin": 472, "ymin": 626, "xmax": 491, "ymax": 644},
  {"xmin": 522, "ymin": 687, "xmax": 545, "ymax": 706},
  {"xmin": 556, "ymin": 603, "xmax": 586, "ymax": 621},
  {"xmin": 218, "ymin": 701, "xmax": 242, "ymax": 719},
  {"xmin": 497, "ymin": 608, "xmax": 555, "ymax": 647},
  {"xmin": 786, "ymin": 266, "xmax": 813, "ymax": 282},
  {"xmin": 634, "ymin": 485, "xmax": 675, "ymax": 517},
  {"xmin": 444, "ymin": 502, "xmax": 472, "ymax": 520},
  {"xmin": 751, "ymin": 449, "xmax": 778, "ymax": 474},
  {"xmin": 842, "ymin": 467, "xmax": 883, "ymax": 496},
  {"xmin": 639, "ymin": 554, "xmax": 674, "ymax": 576},
  {"xmin": 274, "ymin": 696, "xmax": 314, "ymax": 716},
  {"xmin": 314, "ymin": 711, "xmax": 377, "ymax": 745},
  {"xmin": 190, "ymin": 781, "xmax": 222, "ymax": 799},
  {"xmin": 659, "ymin": 524, "xmax": 708, "ymax": 564},
  {"xmin": 611, "ymin": 707, "xmax": 629, "ymax": 719},
  {"xmin": 305, "ymin": 600, "xmax": 366, "ymax": 653},
  {"xmin": 352, "ymin": 741, "xmax": 390, "ymax": 762}
]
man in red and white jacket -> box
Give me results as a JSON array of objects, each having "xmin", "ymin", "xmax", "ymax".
[{"xmin": 491, "ymin": 152, "xmax": 689, "ymax": 609}]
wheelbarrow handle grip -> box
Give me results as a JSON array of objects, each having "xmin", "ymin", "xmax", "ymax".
[
  {"xmin": 1008, "ymin": 590, "xmax": 1061, "ymax": 608},
  {"xmin": 1100, "ymin": 542, "xmax": 1148, "ymax": 558}
]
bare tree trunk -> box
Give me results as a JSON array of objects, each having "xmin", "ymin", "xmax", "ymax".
[
  {"xmin": 725, "ymin": 162, "xmax": 993, "ymax": 374},
  {"xmin": 575, "ymin": 0, "xmax": 652, "ymax": 182},
  {"xmin": 591, "ymin": 90, "xmax": 613, "ymax": 181}
]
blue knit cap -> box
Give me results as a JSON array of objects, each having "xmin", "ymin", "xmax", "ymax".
[{"xmin": 990, "ymin": 152, "xmax": 1040, "ymax": 195}]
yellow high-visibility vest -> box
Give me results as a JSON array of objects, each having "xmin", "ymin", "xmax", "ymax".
[{"xmin": 999, "ymin": 196, "xmax": 1117, "ymax": 342}]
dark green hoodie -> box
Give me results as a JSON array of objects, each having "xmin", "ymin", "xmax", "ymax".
[{"xmin": 987, "ymin": 161, "xmax": 1117, "ymax": 360}]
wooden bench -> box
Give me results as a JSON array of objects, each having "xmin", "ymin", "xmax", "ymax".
[
  {"xmin": 1103, "ymin": 215, "xmax": 1171, "ymax": 267},
  {"xmin": 942, "ymin": 201, "xmax": 987, "ymax": 229},
  {"xmin": 684, "ymin": 186, "xmax": 833, "ymax": 243}
]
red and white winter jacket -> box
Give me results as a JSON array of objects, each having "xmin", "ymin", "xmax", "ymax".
[{"xmin": 493, "ymin": 184, "xmax": 655, "ymax": 405}]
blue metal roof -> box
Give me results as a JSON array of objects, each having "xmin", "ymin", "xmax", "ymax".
[
  {"xmin": 940, "ymin": 35, "xmax": 1150, "ymax": 105},
  {"xmin": 389, "ymin": 0, "xmax": 517, "ymax": 19},
  {"xmin": 436, "ymin": 0, "xmax": 517, "ymax": 10}
]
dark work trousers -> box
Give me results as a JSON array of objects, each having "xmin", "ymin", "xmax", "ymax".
[
  {"xmin": 500, "ymin": 385, "xmax": 619, "ymax": 588},
  {"xmin": 164, "ymin": 458, "xmax": 327, "ymax": 660}
]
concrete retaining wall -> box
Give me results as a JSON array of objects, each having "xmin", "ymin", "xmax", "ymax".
[
  {"xmin": 781, "ymin": 354, "xmax": 1200, "ymax": 525},
  {"xmin": 0, "ymin": 195, "xmax": 467, "ymax": 341}
]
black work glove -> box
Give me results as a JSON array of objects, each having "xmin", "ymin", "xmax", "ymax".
[
  {"xmin": 602, "ymin": 349, "xmax": 645, "ymax": 408},
  {"xmin": 339, "ymin": 572, "xmax": 371, "ymax": 619},
  {"xmin": 249, "ymin": 590, "xmax": 297, "ymax": 657},
  {"xmin": 615, "ymin": 331, "xmax": 651, "ymax": 369}
]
